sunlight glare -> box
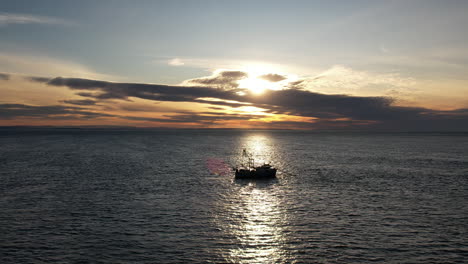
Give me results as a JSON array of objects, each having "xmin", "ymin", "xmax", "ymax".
[
  {"xmin": 236, "ymin": 106, "xmax": 269, "ymax": 116},
  {"xmin": 238, "ymin": 78, "xmax": 272, "ymax": 94},
  {"xmin": 237, "ymin": 64, "xmax": 290, "ymax": 94}
]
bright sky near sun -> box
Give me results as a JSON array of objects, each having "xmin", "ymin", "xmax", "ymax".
[{"xmin": 1, "ymin": 0, "xmax": 468, "ymax": 130}]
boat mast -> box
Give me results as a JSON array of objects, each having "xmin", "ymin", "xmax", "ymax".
[{"xmin": 242, "ymin": 148, "xmax": 254, "ymax": 168}]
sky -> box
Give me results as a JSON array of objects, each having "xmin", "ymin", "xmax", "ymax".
[{"xmin": 1, "ymin": 0, "xmax": 468, "ymax": 130}]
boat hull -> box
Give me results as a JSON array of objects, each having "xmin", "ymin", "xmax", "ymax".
[{"xmin": 235, "ymin": 168, "xmax": 277, "ymax": 179}]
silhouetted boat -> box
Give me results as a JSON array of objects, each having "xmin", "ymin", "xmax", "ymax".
[{"xmin": 234, "ymin": 149, "xmax": 277, "ymax": 179}]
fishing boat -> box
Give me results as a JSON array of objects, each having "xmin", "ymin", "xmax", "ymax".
[{"xmin": 234, "ymin": 149, "xmax": 277, "ymax": 179}]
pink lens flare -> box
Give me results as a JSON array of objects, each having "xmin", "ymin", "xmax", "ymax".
[{"xmin": 206, "ymin": 158, "xmax": 232, "ymax": 176}]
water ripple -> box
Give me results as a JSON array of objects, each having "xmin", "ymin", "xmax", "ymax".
[{"xmin": 0, "ymin": 130, "xmax": 467, "ymax": 263}]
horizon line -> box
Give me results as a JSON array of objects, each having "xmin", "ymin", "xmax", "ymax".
[{"xmin": 1, "ymin": 125, "xmax": 467, "ymax": 133}]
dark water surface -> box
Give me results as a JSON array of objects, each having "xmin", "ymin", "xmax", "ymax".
[{"xmin": 1, "ymin": 129, "xmax": 467, "ymax": 263}]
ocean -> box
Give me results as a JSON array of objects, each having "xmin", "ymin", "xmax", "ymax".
[{"xmin": 1, "ymin": 129, "xmax": 467, "ymax": 263}]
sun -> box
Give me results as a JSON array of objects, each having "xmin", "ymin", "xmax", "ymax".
[
  {"xmin": 238, "ymin": 78, "xmax": 272, "ymax": 94},
  {"xmin": 237, "ymin": 64, "xmax": 288, "ymax": 94}
]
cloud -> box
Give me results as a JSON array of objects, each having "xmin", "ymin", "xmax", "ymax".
[
  {"xmin": 0, "ymin": 72, "xmax": 10, "ymax": 80},
  {"xmin": 0, "ymin": 103, "xmax": 263, "ymax": 126},
  {"xmin": 24, "ymin": 76, "xmax": 51, "ymax": 83},
  {"xmin": 244, "ymin": 88, "xmax": 425, "ymax": 121},
  {"xmin": 124, "ymin": 112, "xmax": 264, "ymax": 124},
  {"xmin": 184, "ymin": 70, "xmax": 248, "ymax": 89},
  {"xmin": 0, "ymin": 12, "xmax": 71, "ymax": 26},
  {"xmin": 292, "ymin": 65, "xmax": 417, "ymax": 95},
  {"xmin": 219, "ymin": 71, "xmax": 248, "ymax": 79},
  {"xmin": 193, "ymin": 99, "xmax": 249, "ymax": 108},
  {"xmin": 261, "ymin": 119, "xmax": 369, "ymax": 130},
  {"xmin": 0, "ymin": 53, "xmax": 114, "ymax": 81},
  {"xmin": 0, "ymin": 103, "xmax": 112, "ymax": 120},
  {"xmin": 168, "ymin": 58, "xmax": 184, "ymax": 66},
  {"xmin": 15, "ymin": 74, "xmax": 468, "ymax": 130},
  {"xmin": 60, "ymin": 99, "xmax": 97, "ymax": 106},
  {"xmin": 380, "ymin": 44, "xmax": 390, "ymax": 53},
  {"xmin": 259, "ymin": 73, "xmax": 287, "ymax": 82},
  {"xmin": 36, "ymin": 76, "xmax": 238, "ymax": 101}
]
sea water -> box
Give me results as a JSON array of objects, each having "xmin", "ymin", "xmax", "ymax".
[{"xmin": 1, "ymin": 129, "xmax": 467, "ymax": 263}]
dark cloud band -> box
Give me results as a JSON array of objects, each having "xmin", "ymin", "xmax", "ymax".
[
  {"xmin": 0, "ymin": 72, "xmax": 10, "ymax": 80},
  {"xmin": 15, "ymin": 74, "xmax": 468, "ymax": 130}
]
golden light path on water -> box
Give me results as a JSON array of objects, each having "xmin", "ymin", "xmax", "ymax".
[
  {"xmin": 222, "ymin": 134, "xmax": 289, "ymax": 263},
  {"xmin": 242, "ymin": 134, "xmax": 273, "ymax": 165},
  {"xmin": 227, "ymin": 186, "xmax": 287, "ymax": 263}
]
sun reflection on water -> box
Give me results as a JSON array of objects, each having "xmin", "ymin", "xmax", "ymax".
[
  {"xmin": 227, "ymin": 184, "xmax": 287, "ymax": 263},
  {"xmin": 221, "ymin": 133, "xmax": 287, "ymax": 263},
  {"xmin": 239, "ymin": 134, "xmax": 274, "ymax": 166}
]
